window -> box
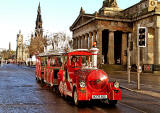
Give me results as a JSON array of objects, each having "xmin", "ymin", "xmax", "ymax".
[{"xmin": 70, "ymin": 55, "xmax": 92, "ymax": 68}]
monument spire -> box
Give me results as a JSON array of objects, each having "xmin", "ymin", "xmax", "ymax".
[
  {"xmin": 35, "ymin": 2, "xmax": 43, "ymax": 37},
  {"xmin": 9, "ymin": 42, "xmax": 11, "ymax": 51}
]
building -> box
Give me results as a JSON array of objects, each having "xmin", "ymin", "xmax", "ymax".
[
  {"xmin": 70, "ymin": 0, "xmax": 160, "ymax": 71},
  {"xmin": 16, "ymin": 30, "xmax": 30, "ymax": 62},
  {"xmin": 9, "ymin": 42, "xmax": 11, "ymax": 51},
  {"xmin": 0, "ymin": 48, "xmax": 6, "ymax": 52}
]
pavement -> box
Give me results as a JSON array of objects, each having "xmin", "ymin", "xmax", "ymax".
[{"xmin": 108, "ymin": 71, "xmax": 160, "ymax": 98}]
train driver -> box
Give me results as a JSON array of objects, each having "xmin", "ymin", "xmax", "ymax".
[{"xmin": 71, "ymin": 56, "xmax": 81, "ymax": 68}]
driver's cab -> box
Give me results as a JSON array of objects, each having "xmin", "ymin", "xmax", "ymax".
[
  {"xmin": 65, "ymin": 50, "xmax": 94, "ymax": 71},
  {"xmin": 60, "ymin": 50, "xmax": 94, "ymax": 80},
  {"xmin": 70, "ymin": 55, "xmax": 92, "ymax": 69}
]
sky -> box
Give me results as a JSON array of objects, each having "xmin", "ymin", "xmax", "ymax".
[{"xmin": 0, "ymin": 0, "xmax": 141, "ymax": 50}]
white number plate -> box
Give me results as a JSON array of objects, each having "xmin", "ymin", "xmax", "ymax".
[{"xmin": 92, "ymin": 95, "xmax": 107, "ymax": 99}]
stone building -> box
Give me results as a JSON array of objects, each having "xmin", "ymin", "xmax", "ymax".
[
  {"xmin": 16, "ymin": 31, "xmax": 30, "ymax": 62},
  {"xmin": 70, "ymin": 0, "xmax": 160, "ymax": 70}
]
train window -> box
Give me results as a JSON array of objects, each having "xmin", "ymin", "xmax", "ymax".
[
  {"xmin": 71, "ymin": 56, "xmax": 82, "ymax": 68},
  {"xmin": 41, "ymin": 61, "xmax": 45, "ymax": 66},
  {"xmin": 57, "ymin": 56, "xmax": 62, "ymax": 66},
  {"xmin": 71, "ymin": 55, "xmax": 92, "ymax": 68},
  {"xmin": 40, "ymin": 57, "xmax": 45, "ymax": 66},
  {"xmin": 48, "ymin": 59, "xmax": 51, "ymax": 66},
  {"xmin": 45, "ymin": 58, "xmax": 47, "ymax": 66},
  {"xmin": 52, "ymin": 57, "xmax": 56, "ymax": 66}
]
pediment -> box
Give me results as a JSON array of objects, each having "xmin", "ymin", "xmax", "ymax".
[{"xmin": 70, "ymin": 14, "xmax": 94, "ymax": 30}]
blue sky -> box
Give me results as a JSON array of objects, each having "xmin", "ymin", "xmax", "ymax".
[{"xmin": 0, "ymin": 0, "xmax": 141, "ymax": 50}]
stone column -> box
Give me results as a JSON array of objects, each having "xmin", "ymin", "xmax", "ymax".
[
  {"xmin": 79, "ymin": 36, "xmax": 82, "ymax": 49},
  {"xmin": 89, "ymin": 32, "xmax": 92, "ymax": 49},
  {"xmin": 93, "ymin": 31, "xmax": 97, "ymax": 42},
  {"xmin": 76, "ymin": 37, "xmax": 78, "ymax": 49},
  {"xmin": 121, "ymin": 32, "xmax": 127, "ymax": 65},
  {"xmin": 78, "ymin": 36, "xmax": 81, "ymax": 49},
  {"xmin": 97, "ymin": 29, "xmax": 102, "ymax": 64},
  {"xmin": 107, "ymin": 30, "xmax": 115, "ymax": 64},
  {"xmin": 76, "ymin": 37, "xmax": 79, "ymax": 49},
  {"xmin": 85, "ymin": 34, "xmax": 89, "ymax": 49},
  {"xmin": 82, "ymin": 35, "xmax": 85, "ymax": 49},
  {"xmin": 154, "ymin": 27, "xmax": 160, "ymax": 65},
  {"xmin": 73, "ymin": 38, "xmax": 76, "ymax": 49}
]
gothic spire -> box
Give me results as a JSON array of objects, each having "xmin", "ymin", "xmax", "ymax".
[
  {"xmin": 35, "ymin": 2, "xmax": 43, "ymax": 37},
  {"xmin": 38, "ymin": 2, "xmax": 41, "ymax": 14}
]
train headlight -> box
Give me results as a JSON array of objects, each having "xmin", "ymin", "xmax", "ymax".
[
  {"xmin": 79, "ymin": 81, "xmax": 86, "ymax": 88},
  {"xmin": 114, "ymin": 81, "xmax": 119, "ymax": 88}
]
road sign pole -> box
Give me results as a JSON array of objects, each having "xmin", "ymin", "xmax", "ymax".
[
  {"xmin": 137, "ymin": 45, "xmax": 140, "ymax": 90},
  {"xmin": 137, "ymin": 24, "xmax": 141, "ymax": 90},
  {"xmin": 128, "ymin": 33, "xmax": 131, "ymax": 84}
]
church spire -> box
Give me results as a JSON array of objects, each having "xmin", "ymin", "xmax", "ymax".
[{"xmin": 35, "ymin": 2, "xmax": 43, "ymax": 37}]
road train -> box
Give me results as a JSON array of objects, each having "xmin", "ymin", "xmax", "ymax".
[{"xmin": 35, "ymin": 46, "xmax": 121, "ymax": 105}]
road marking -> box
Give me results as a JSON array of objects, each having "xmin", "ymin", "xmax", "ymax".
[{"xmin": 119, "ymin": 102, "xmax": 147, "ymax": 113}]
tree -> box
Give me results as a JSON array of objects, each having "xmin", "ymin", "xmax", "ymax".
[
  {"xmin": 0, "ymin": 50, "xmax": 16, "ymax": 60},
  {"xmin": 48, "ymin": 32, "xmax": 73, "ymax": 51},
  {"xmin": 28, "ymin": 35, "xmax": 48, "ymax": 56}
]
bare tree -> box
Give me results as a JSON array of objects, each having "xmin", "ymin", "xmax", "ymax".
[{"xmin": 48, "ymin": 32, "xmax": 72, "ymax": 51}]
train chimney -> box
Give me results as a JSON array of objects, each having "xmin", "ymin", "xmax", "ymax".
[{"xmin": 90, "ymin": 42, "xmax": 99, "ymax": 68}]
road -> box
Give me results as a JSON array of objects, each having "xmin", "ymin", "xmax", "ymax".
[{"xmin": 0, "ymin": 64, "xmax": 159, "ymax": 113}]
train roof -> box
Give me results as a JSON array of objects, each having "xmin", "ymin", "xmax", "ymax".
[
  {"xmin": 67, "ymin": 49, "xmax": 92, "ymax": 56},
  {"xmin": 37, "ymin": 49, "xmax": 94, "ymax": 57},
  {"xmin": 37, "ymin": 50, "xmax": 65, "ymax": 57}
]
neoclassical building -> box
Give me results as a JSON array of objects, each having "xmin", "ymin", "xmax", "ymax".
[{"xmin": 70, "ymin": 0, "xmax": 160, "ymax": 70}]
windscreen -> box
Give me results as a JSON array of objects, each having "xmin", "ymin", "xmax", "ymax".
[{"xmin": 70, "ymin": 55, "xmax": 92, "ymax": 68}]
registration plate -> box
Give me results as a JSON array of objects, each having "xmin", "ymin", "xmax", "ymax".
[{"xmin": 92, "ymin": 95, "xmax": 107, "ymax": 99}]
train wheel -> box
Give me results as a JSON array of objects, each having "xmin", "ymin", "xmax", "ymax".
[
  {"xmin": 40, "ymin": 79, "xmax": 45, "ymax": 87},
  {"xmin": 108, "ymin": 100, "xmax": 117, "ymax": 105},
  {"xmin": 73, "ymin": 90, "xmax": 79, "ymax": 106},
  {"xmin": 36, "ymin": 77, "xmax": 40, "ymax": 83}
]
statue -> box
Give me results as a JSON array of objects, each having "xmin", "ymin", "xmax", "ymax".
[{"xmin": 102, "ymin": 0, "xmax": 118, "ymax": 8}]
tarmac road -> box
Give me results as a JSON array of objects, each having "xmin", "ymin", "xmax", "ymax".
[{"xmin": 0, "ymin": 64, "xmax": 159, "ymax": 113}]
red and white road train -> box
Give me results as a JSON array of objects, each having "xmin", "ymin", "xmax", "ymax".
[{"xmin": 35, "ymin": 47, "xmax": 121, "ymax": 105}]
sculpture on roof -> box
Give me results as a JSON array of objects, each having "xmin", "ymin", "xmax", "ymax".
[{"xmin": 102, "ymin": 0, "xmax": 118, "ymax": 8}]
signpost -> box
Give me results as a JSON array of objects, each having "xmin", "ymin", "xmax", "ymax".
[
  {"xmin": 127, "ymin": 33, "xmax": 131, "ymax": 83},
  {"xmin": 137, "ymin": 25, "xmax": 147, "ymax": 90}
]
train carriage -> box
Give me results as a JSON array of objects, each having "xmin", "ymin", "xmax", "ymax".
[
  {"xmin": 35, "ymin": 46, "xmax": 121, "ymax": 106},
  {"xmin": 36, "ymin": 51, "xmax": 63, "ymax": 88}
]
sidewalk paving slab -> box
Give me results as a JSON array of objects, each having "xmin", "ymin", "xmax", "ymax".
[{"xmin": 109, "ymin": 71, "xmax": 160, "ymax": 98}]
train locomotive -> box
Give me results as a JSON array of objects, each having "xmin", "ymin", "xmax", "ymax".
[{"xmin": 35, "ymin": 46, "xmax": 121, "ymax": 106}]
